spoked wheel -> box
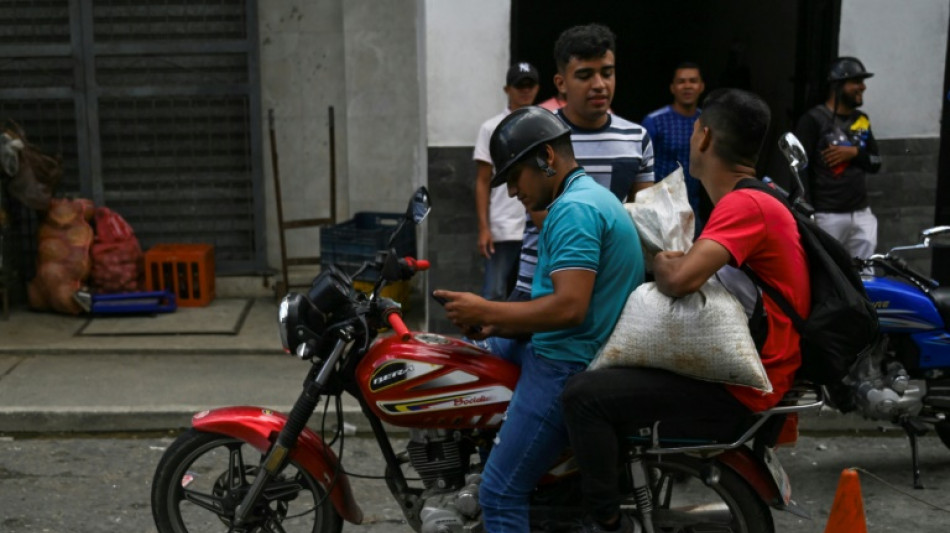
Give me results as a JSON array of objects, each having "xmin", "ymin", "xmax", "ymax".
[
  {"xmin": 151, "ymin": 429, "xmax": 342, "ymax": 533},
  {"xmin": 626, "ymin": 455, "xmax": 774, "ymax": 533}
]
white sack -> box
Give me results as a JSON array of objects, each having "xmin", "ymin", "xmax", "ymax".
[
  {"xmin": 591, "ymin": 279, "xmax": 771, "ymax": 392},
  {"xmin": 626, "ymin": 167, "xmax": 694, "ymax": 270},
  {"xmin": 591, "ymin": 169, "xmax": 772, "ymax": 392}
]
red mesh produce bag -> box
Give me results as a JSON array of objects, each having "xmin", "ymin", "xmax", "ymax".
[{"xmin": 89, "ymin": 207, "xmax": 142, "ymax": 293}]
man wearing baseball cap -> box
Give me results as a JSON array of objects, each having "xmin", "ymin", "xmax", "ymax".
[
  {"xmin": 473, "ymin": 62, "xmax": 540, "ymax": 301},
  {"xmin": 794, "ymin": 56, "xmax": 882, "ymax": 260}
]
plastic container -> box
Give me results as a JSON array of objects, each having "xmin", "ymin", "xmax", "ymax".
[
  {"xmin": 320, "ymin": 212, "xmax": 415, "ymax": 281},
  {"xmin": 89, "ymin": 290, "xmax": 177, "ymax": 314},
  {"xmin": 144, "ymin": 244, "xmax": 216, "ymax": 307}
]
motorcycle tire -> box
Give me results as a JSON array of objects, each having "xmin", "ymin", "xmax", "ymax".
[
  {"xmin": 936, "ymin": 421, "xmax": 950, "ymax": 450},
  {"xmin": 634, "ymin": 455, "xmax": 775, "ymax": 533},
  {"xmin": 151, "ymin": 428, "xmax": 343, "ymax": 533}
]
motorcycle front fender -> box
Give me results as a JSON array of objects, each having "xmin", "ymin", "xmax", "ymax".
[{"xmin": 191, "ymin": 406, "xmax": 363, "ymax": 524}]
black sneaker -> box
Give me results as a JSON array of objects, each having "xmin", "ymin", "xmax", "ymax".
[{"xmin": 573, "ymin": 513, "xmax": 641, "ymax": 533}]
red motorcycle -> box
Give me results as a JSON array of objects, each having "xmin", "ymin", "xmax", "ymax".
[{"xmin": 151, "ymin": 187, "xmax": 823, "ymax": 533}]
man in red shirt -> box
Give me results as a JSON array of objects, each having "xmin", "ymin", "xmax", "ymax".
[{"xmin": 561, "ymin": 88, "xmax": 810, "ymax": 533}]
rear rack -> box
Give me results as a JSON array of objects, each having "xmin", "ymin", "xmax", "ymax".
[{"xmin": 644, "ymin": 384, "xmax": 824, "ymax": 455}]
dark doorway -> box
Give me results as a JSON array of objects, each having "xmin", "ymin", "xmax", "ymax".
[{"xmin": 511, "ymin": 0, "xmax": 840, "ymax": 186}]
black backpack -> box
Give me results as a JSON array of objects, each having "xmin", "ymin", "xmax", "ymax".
[{"xmin": 734, "ymin": 178, "xmax": 879, "ymax": 411}]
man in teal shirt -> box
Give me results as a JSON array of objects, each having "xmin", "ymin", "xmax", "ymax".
[{"xmin": 434, "ymin": 106, "xmax": 644, "ymax": 532}]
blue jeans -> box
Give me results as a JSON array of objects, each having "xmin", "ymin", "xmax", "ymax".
[
  {"xmin": 466, "ymin": 336, "xmax": 529, "ymax": 367},
  {"xmin": 481, "ymin": 241, "xmax": 522, "ymax": 301},
  {"xmin": 479, "ymin": 347, "xmax": 587, "ymax": 532}
]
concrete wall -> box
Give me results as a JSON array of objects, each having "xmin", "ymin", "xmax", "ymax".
[
  {"xmin": 840, "ymin": 0, "xmax": 948, "ymax": 273},
  {"xmin": 840, "ymin": 0, "xmax": 948, "ymax": 140},
  {"xmin": 425, "ymin": 0, "xmax": 510, "ymax": 146},
  {"xmin": 257, "ymin": 0, "xmax": 426, "ymax": 284},
  {"xmin": 259, "ymin": 0, "xmax": 348, "ymax": 274},
  {"xmin": 342, "ymin": 1, "xmax": 427, "ymax": 214}
]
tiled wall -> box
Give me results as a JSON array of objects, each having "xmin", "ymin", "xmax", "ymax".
[
  {"xmin": 426, "ymin": 147, "xmax": 484, "ymax": 333},
  {"xmin": 870, "ymin": 138, "xmax": 940, "ymax": 276}
]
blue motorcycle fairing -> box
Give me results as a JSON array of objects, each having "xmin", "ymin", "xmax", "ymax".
[
  {"xmin": 865, "ymin": 276, "xmax": 945, "ymax": 332},
  {"xmin": 913, "ymin": 331, "xmax": 950, "ymax": 369}
]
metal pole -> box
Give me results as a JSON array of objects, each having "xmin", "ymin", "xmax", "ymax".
[
  {"xmin": 268, "ymin": 109, "xmax": 289, "ymax": 295},
  {"xmin": 329, "ymin": 106, "xmax": 337, "ymax": 224}
]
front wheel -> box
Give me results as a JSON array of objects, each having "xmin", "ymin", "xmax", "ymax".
[
  {"xmin": 151, "ymin": 428, "xmax": 342, "ymax": 533},
  {"xmin": 628, "ymin": 455, "xmax": 774, "ymax": 533}
]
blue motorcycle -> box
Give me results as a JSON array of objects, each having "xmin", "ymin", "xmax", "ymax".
[
  {"xmin": 857, "ymin": 226, "xmax": 950, "ymax": 487},
  {"xmin": 778, "ymin": 132, "xmax": 950, "ymax": 488}
]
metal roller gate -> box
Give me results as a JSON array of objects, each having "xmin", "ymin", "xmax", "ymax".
[{"xmin": 0, "ymin": 0, "xmax": 265, "ymax": 301}]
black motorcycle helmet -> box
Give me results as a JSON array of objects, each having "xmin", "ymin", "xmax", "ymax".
[
  {"xmin": 489, "ymin": 106, "xmax": 571, "ymax": 188},
  {"xmin": 828, "ymin": 56, "xmax": 874, "ymax": 83}
]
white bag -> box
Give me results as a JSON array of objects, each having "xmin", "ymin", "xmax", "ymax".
[
  {"xmin": 591, "ymin": 279, "xmax": 771, "ymax": 391},
  {"xmin": 626, "ymin": 166, "xmax": 695, "ymax": 271},
  {"xmin": 590, "ymin": 169, "xmax": 772, "ymax": 392}
]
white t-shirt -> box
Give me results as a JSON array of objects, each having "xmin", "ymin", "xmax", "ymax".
[{"xmin": 473, "ymin": 110, "xmax": 527, "ymax": 242}]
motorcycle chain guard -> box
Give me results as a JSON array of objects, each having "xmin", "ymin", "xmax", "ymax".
[{"xmin": 190, "ymin": 406, "xmax": 364, "ymax": 524}]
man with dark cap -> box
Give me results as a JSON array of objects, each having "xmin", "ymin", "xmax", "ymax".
[
  {"xmin": 473, "ymin": 62, "xmax": 540, "ymax": 301},
  {"xmin": 795, "ymin": 56, "xmax": 882, "ymax": 260}
]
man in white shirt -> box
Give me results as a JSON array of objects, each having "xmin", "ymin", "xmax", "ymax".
[{"xmin": 473, "ymin": 61, "xmax": 539, "ymax": 300}]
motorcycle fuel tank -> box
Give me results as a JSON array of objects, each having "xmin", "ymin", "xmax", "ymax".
[
  {"xmin": 865, "ymin": 276, "xmax": 945, "ymax": 332},
  {"xmin": 356, "ymin": 333, "xmax": 520, "ymax": 429}
]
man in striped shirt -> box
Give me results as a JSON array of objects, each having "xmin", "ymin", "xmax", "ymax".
[
  {"xmin": 553, "ymin": 24, "xmax": 654, "ymax": 202},
  {"xmin": 512, "ymin": 23, "xmax": 653, "ymax": 301}
]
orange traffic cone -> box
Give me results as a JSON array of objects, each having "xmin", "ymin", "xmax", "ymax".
[{"xmin": 824, "ymin": 468, "xmax": 868, "ymax": 533}]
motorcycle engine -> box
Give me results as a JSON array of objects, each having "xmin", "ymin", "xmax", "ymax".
[
  {"xmin": 847, "ymin": 341, "xmax": 925, "ymax": 420},
  {"xmin": 406, "ymin": 428, "xmax": 484, "ymax": 533}
]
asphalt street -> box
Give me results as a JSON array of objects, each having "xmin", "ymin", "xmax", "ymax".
[{"xmin": 1, "ymin": 432, "xmax": 949, "ymax": 533}]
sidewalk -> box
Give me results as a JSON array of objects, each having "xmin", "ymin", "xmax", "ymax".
[{"xmin": 0, "ymin": 297, "xmax": 884, "ymax": 435}]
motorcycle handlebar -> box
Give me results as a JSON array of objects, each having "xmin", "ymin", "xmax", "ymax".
[
  {"xmin": 762, "ymin": 177, "xmax": 815, "ymax": 217},
  {"xmin": 385, "ymin": 310, "xmax": 411, "ymax": 341},
  {"xmin": 402, "ymin": 257, "xmax": 430, "ymax": 272}
]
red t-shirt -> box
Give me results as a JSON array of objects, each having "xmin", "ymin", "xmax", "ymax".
[{"xmin": 699, "ymin": 189, "xmax": 811, "ymax": 412}]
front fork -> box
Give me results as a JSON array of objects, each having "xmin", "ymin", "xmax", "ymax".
[{"xmin": 231, "ymin": 333, "xmax": 351, "ymax": 530}]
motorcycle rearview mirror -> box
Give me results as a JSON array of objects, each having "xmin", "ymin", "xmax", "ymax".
[
  {"xmin": 778, "ymin": 132, "xmax": 808, "ymax": 171},
  {"xmin": 386, "ymin": 186, "xmax": 431, "ymax": 249},
  {"xmin": 921, "ymin": 225, "xmax": 950, "ymax": 247},
  {"xmin": 408, "ymin": 186, "xmax": 431, "ymax": 224},
  {"xmin": 778, "ymin": 132, "xmax": 811, "ymax": 210}
]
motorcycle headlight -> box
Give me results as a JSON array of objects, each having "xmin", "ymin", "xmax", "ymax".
[{"xmin": 278, "ymin": 293, "xmax": 304, "ymax": 354}]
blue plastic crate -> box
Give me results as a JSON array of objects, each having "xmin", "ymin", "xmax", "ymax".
[{"xmin": 320, "ymin": 212, "xmax": 416, "ymax": 281}]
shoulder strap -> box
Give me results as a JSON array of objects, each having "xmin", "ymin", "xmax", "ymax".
[
  {"xmin": 733, "ymin": 178, "xmax": 807, "ymax": 332},
  {"xmin": 740, "ymin": 265, "xmax": 806, "ymax": 332}
]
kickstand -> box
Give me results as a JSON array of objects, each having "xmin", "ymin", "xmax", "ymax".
[{"xmin": 900, "ymin": 418, "xmax": 927, "ymax": 489}]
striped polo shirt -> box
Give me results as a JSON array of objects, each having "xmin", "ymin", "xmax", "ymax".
[{"xmin": 556, "ymin": 109, "xmax": 654, "ymax": 202}]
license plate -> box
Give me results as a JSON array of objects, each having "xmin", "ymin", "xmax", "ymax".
[{"xmin": 763, "ymin": 447, "xmax": 792, "ymax": 505}]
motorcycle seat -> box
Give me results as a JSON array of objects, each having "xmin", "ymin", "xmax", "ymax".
[{"xmin": 933, "ymin": 286, "xmax": 950, "ymax": 329}]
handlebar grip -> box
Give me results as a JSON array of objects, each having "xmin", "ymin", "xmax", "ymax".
[
  {"xmin": 386, "ymin": 311, "xmax": 411, "ymax": 341},
  {"xmin": 409, "ymin": 258, "xmax": 431, "ymax": 271}
]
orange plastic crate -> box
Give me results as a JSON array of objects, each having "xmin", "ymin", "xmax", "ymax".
[{"xmin": 144, "ymin": 244, "xmax": 216, "ymax": 307}]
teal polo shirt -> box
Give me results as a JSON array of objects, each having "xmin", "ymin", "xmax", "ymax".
[{"xmin": 532, "ymin": 169, "xmax": 645, "ymax": 364}]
